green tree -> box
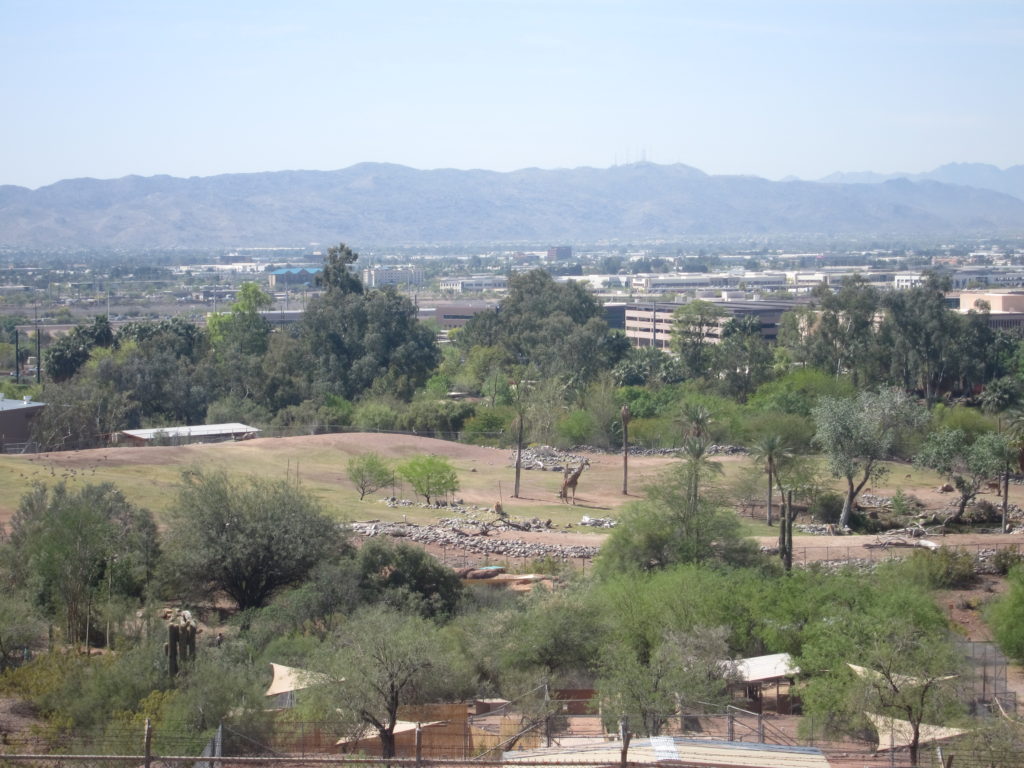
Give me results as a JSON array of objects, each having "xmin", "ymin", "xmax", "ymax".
[
  {"xmin": 319, "ymin": 242, "xmax": 364, "ymax": 295},
  {"xmin": 805, "ymin": 277, "xmax": 881, "ymax": 385},
  {"xmin": 670, "ymin": 300, "xmax": 727, "ymax": 379},
  {"xmin": 161, "ymin": 470, "xmax": 350, "ymax": 610},
  {"xmin": 42, "ymin": 315, "xmax": 116, "ymax": 382},
  {"xmin": 989, "ymin": 565, "xmax": 1024, "ymax": 662},
  {"xmin": 812, "ymin": 389, "xmax": 928, "ymax": 529},
  {"xmin": 7, "ymin": 482, "xmax": 158, "ymax": 647},
  {"xmin": 397, "ymin": 454, "xmax": 459, "ymax": 504},
  {"xmin": 206, "ymin": 282, "xmax": 273, "ymax": 357},
  {"xmin": 915, "ymin": 428, "xmax": 1010, "ymax": 524},
  {"xmin": 303, "ymin": 605, "xmax": 472, "ymax": 759},
  {"xmin": 597, "ymin": 625, "xmax": 736, "ymax": 736},
  {"xmin": 0, "ymin": 593, "xmax": 45, "ymax": 671},
  {"xmin": 347, "ymin": 452, "xmax": 393, "ymax": 500},
  {"xmin": 715, "ymin": 314, "xmax": 773, "ymax": 400},
  {"xmin": 356, "ymin": 539, "xmax": 462, "ymax": 617},
  {"xmin": 302, "ymin": 284, "xmax": 439, "ymax": 401},
  {"xmin": 597, "ymin": 463, "xmax": 756, "ymax": 575},
  {"xmin": 749, "ymin": 433, "xmax": 792, "ymax": 527},
  {"xmin": 881, "ymin": 274, "xmax": 960, "ymax": 402},
  {"xmin": 801, "ymin": 615, "xmax": 964, "ymax": 766}
]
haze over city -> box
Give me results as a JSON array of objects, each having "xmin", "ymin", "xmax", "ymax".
[{"xmin": 2, "ymin": 0, "xmax": 1022, "ymax": 190}]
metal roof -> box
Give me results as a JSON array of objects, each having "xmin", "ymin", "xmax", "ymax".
[
  {"xmin": 734, "ymin": 653, "xmax": 800, "ymax": 683},
  {"xmin": 120, "ymin": 423, "xmax": 260, "ymax": 440},
  {"xmin": 504, "ymin": 737, "xmax": 831, "ymax": 768},
  {"xmin": 0, "ymin": 396, "xmax": 46, "ymax": 412}
]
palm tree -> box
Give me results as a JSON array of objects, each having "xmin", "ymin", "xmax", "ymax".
[
  {"xmin": 749, "ymin": 433, "xmax": 792, "ymax": 527},
  {"xmin": 678, "ymin": 402, "xmax": 714, "ymax": 441},
  {"xmin": 679, "ymin": 436, "xmax": 724, "ymax": 510}
]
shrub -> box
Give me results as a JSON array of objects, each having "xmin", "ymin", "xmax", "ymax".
[
  {"xmin": 993, "ymin": 548, "xmax": 1024, "ymax": 576},
  {"xmin": 351, "ymin": 399, "xmax": 400, "ymax": 431},
  {"xmin": 899, "ymin": 548, "xmax": 977, "ymax": 590},
  {"xmin": 808, "ymin": 492, "xmax": 844, "ymax": 525},
  {"xmin": 461, "ymin": 407, "xmax": 512, "ymax": 446},
  {"xmin": 557, "ymin": 409, "xmax": 597, "ymax": 447},
  {"xmin": 989, "ymin": 566, "xmax": 1024, "ymax": 662},
  {"xmin": 397, "ymin": 455, "xmax": 459, "ymax": 504}
]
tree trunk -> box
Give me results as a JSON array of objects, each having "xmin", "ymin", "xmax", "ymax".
[
  {"xmin": 948, "ymin": 494, "xmax": 970, "ymax": 525},
  {"xmin": 785, "ymin": 491, "xmax": 794, "ymax": 572},
  {"xmin": 621, "ymin": 406, "xmax": 630, "ymax": 495},
  {"xmin": 766, "ymin": 461, "xmax": 774, "ymax": 527},
  {"xmin": 380, "ymin": 729, "xmax": 396, "ymax": 761},
  {"xmin": 1003, "ymin": 470, "xmax": 1010, "ymax": 533},
  {"xmin": 513, "ymin": 415, "xmax": 524, "ymax": 498},
  {"xmin": 839, "ymin": 488, "xmax": 855, "ymax": 530}
]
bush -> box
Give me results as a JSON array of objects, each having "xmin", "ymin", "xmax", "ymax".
[
  {"xmin": 899, "ymin": 548, "xmax": 977, "ymax": 590},
  {"xmin": 461, "ymin": 407, "xmax": 512, "ymax": 446},
  {"xmin": 352, "ymin": 398, "xmax": 400, "ymax": 431},
  {"xmin": 993, "ymin": 548, "xmax": 1024, "ymax": 575},
  {"xmin": 808, "ymin": 492, "xmax": 844, "ymax": 525},
  {"xmin": 627, "ymin": 416, "xmax": 677, "ymax": 449},
  {"xmin": 557, "ymin": 409, "xmax": 597, "ymax": 447},
  {"xmin": 930, "ymin": 404, "xmax": 996, "ymax": 443},
  {"xmin": 397, "ymin": 455, "xmax": 459, "ymax": 504},
  {"xmin": 989, "ymin": 566, "xmax": 1024, "ymax": 662}
]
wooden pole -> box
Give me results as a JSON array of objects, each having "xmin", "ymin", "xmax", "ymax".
[
  {"xmin": 621, "ymin": 405, "xmax": 631, "ymax": 495},
  {"xmin": 143, "ymin": 718, "xmax": 152, "ymax": 768}
]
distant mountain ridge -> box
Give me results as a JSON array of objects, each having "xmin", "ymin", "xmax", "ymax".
[
  {"xmin": 819, "ymin": 162, "xmax": 1024, "ymax": 201},
  {"xmin": 2, "ymin": 161, "xmax": 1024, "ymax": 250}
]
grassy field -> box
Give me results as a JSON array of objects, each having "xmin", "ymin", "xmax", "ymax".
[{"xmin": 0, "ymin": 433, "xmax": 959, "ymax": 539}]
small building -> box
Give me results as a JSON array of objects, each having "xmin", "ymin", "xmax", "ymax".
[
  {"xmin": 730, "ymin": 652, "xmax": 801, "ymax": 714},
  {"xmin": 115, "ymin": 423, "xmax": 261, "ymax": 447},
  {"xmin": 0, "ymin": 395, "xmax": 46, "ymax": 449}
]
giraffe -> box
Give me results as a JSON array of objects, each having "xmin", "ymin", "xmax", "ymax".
[{"xmin": 559, "ymin": 458, "xmax": 590, "ymax": 504}]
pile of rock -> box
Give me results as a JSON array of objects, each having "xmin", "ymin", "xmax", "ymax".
[
  {"xmin": 579, "ymin": 516, "xmax": 618, "ymax": 528},
  {"xmin": 351, "ymin": 520, "xmax": 600, "ymax": 561},
  {"xmin": 511, "ymin": 446, "xmax": 589, "ymax": 472}
]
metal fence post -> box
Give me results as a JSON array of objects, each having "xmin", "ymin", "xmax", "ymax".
[
  {"xmin": 143, "ymin": 718, "xmax": 152, "ymax": 768},
  {"xmin": 415, "ymin": 724, "xmax": 422, "ymax": 768}
]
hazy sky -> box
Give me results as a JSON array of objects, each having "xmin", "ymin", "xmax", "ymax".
[{"xmin": 2, "ymin": 0, "xmax": 1021, "ymax": 189}]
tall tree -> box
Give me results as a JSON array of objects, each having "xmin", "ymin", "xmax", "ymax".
[
  {"xmin": 319, "ymin": 242, "xmax": 364, "ymax": 295},
  {"xmin": 881, "ymin": 274, "xmax": 959, "ymax": 402},
  {"xmin": 7, "ymin": 482, "xmax": 158, "ymax": 647},
  {"xmin": 162, "ymin": 470, "xmax": 350, "ymax": 610},
  {"xmin": 304, "ymin": 606, "xmax": 472, "ymax": 759},
  {"xmin": 749, "ymin": 433, "xmax": 792, "ymax": 527},
  {"xmin": 670, "ymin": 300, "xmax": 727, "ymax": 379},
  {"xmin": 812, "ymin": 389, "xmax": 928, "ymax": 529},
  {"xmin": 915, "ymin": 428, "xmax": 1010, "ymax": 524},
  {"xmin": 805, "ymin": 277, "xmax": 881, "ymax": 385}
]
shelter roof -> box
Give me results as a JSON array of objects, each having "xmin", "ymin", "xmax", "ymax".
[
  {"xmin": 264, "ymin": 663, "xmax": 330, "ymax": 697},
  {"xmin": 335, "ymin": 721, "xmax": 445, "ymax": 745},
  {"xmin": 848, "ymin": 663, "xmax": 957, "ymax": 689},
  {"xmin": 866, "ymin": 713, "xmax": 966, "ymax": 752}
]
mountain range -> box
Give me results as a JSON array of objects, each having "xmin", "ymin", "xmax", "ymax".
[
  {"xmin": 818, "ymin": 162, "xmax": 1024, "ymax": 201},
  {"xmin": 1, "ymin": 162, "xmax": 1023, "ymax": 250}
]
